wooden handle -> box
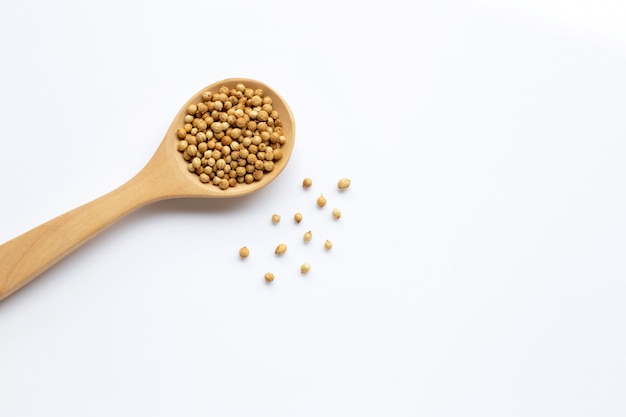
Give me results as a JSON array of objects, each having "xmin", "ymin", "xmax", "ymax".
[{"xmin": 0, "ymin": 174, "xmax": 160, "ymax": 300}]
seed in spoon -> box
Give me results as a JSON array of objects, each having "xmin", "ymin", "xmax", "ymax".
[{"xmin": 176, "ymin": 82, "xmax": 288, "ymax": 189}]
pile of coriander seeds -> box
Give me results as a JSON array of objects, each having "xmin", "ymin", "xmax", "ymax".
[
  {"xmin": 176, "ymin": 83, "xmax": 286, "ymax": 189},
  {"xmin": 239, "ymin": 177, "xmax": 351, "ymax": 283}
]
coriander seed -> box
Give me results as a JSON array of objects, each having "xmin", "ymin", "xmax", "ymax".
[
  {"xmin": 302, "ymin": 178, "xmax": 312, "ymax": 188},
  {"xmin": 275, "ymin": 243, "xmax": 287, "ymax": 255},
  {"xmin": 272, "ymin": 213, "xmax": 281, "ymax": 224},
  {"xmin": 177, "ymin": 140, "xmax": 188, "ymax": 152},
  {"xmin": 338, "ymin": 178, "xmax": 351, "ymax": 190},
  {"xmin": 294, "ymin": 212, "xmax": 303, "ymax": 224},
  {"xmin": 324, "ymin": 240, "xmax": 332, "ymax": 250},
  {"xmin": 303, "ymin": 230, "xmax": 312, "ymax": 243},
  {"xmin": 264, "ymin": 272, "xmax": 275, "ymax": 283},
  {"xmin": 317, "ymin": 194, "xmax": 327, "ymax": 208},
  {"xmin": 177, "ymin": 82, "xmax": 287, "ymax": 189},
  {"xmin": 332, "ymin": 208, "xmax": 342, "ymax": 219},
  {"xmin": 239, "ymin": 246, "xmax": 250, "ymax": 258},
  {"xmin": 300, "ymin": 263, "xmax": 311, "ymax": 274}
]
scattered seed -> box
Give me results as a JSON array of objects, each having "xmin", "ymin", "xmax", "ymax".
[
  {"xmin": 332, "ymin": 208, "xmax": 341, "ymax": 219},
  {"xmin": 275, "ymin": 243, "xmax": 287, "ymax": 255},
  {"xmin": 272, "ymin": 213, "xmax": 281, "ymax": 224},
  {"xmin": 264, "ymin": 272, "xmax": 275, "ymax": 283},
  {"xmin": 302, "ymin": 178, "xmax": 313, "ymax": 188},
  {"xmin": 303, "ymin": 230, "xmax": 312, "ymax": 243},
  {"xmin": 317, "ymin": 194, "xmax": 327, "ymax": 208},
  {"xmin": 294, "ymin": 212, "xmax": 303, "ymax": 224},
  {"xmin": 324, "ymin": 240, "xmax": 333, "ymax": 250},
  {"xmin": 239, "ymin": 246, "xmax": 250, "ymax": 258},
  {"xmin": 338, "ymin": 178, "xmax": 351, "ymax": 190},
  {"xmin": 300, "ymin": 263, "xmax": 311, "ymax": 274}
]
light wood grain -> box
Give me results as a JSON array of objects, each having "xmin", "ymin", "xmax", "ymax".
[{"xmin": 0, "ymin": 78, "xmax": 295, "ymax": 300}]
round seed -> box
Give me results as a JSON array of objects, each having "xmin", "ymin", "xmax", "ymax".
[
  {"xmin": 300, "ymin": 263, "xmax": 311, "ymax": 274},
  {"xmin": 239, "ymin": 246, "xmax": 250, "ymax": 258},
  {"xmin": 275, "ymin": 243, "xmax": 287, "ymax": 255},
  {"xmin": 303, "ymin": 230, "xmax": 312, "ymax": 243},
  {"xmin": 177, "ymin": 82, "xmax": 286, "ymax": 189},
  {"xmin": 324, "ymin": 240, "xmax": 332, "ymax": 250},
  {"xmin": 332, "ymin": 208, "xmax": 341, "ymax": 219},
  {"xmin": 294, "ymin": 212, "xmax": 303, "ymax": 224},
  {"xmin": 317, "ymin": 194, "xmax": 327, "ymax": 208},
  {"xmin": 264, "ymin": 272, "xmax": 275, "ymax": 283},
  {"xmin": 302, "ymin": 178, "xmax": 312, "ymax": 188},
  {"xmin": 338, "ymin": 178, "xmax": 351, "ymax": 190},
  {"xmin": 271, "ymin": 213, "xmax": 281, "ymax": 224}
]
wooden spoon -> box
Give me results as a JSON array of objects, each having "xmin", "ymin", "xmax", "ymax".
[{"xmin": 0, "ymin": 78, "xmax": 295, "ymax": 300}]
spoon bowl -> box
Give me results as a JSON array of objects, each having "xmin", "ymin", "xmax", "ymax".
[
  {"xmin": 0, "ymin": 78, "xmax": 295, "ymax": 300},
  {"xmin": 150, "ymin": 78, "xmax": 295, "ymax": 199}
]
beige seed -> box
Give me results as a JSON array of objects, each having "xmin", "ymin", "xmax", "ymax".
[
  {"xmin": 272, "ymin": 213, "xmax": 281, "ymax": 224},
  {"xmin": 275, "ymin": 243, "xmax": 287, "ymax": 255},
  {"xmin": 302, "ymin": 178, "xmax": 313, "ymax": 188},
  {"xmin": 294, "ymin": 212, "xmax": 303, "ymax": 224},
  {"xmin": 253, "ymin": 170, "xmax": 264, "ymax": 181},
  {"xmin": 324, "ymin": 240, "xmax": 332, "ymax": 250},
  {"xmin": 251, "ymin": 95, "xmax": 263, "ymax": 107},
  {"xmin": 239, "ymin": 246, "xmax": 250, "ymax": 258},
  {"xmin": 338, "ymin": 178, "xmax": 351, "ymax": 190},
  {"xmin": 178, "ymin": 82, "xmax": 286, "ymax": 188},
  {"xmin": 177, "ymin": 140, "xmax": 188, "ymax": 152},
  {"xmin": 332, "ymin": 208, "xmax": 341, "ymax": 219},
  {"xmin": 300, "ymin": 263, "xmax": 311, "ymax": 274},
  {"xmin": 317, "ymin": 194, "xmax": 327, "ymax": 208},
  {"xmin": 264, "ymin": 272, "xmax": 275, "ymax": 283},
  {"xmin": 303, "ymin": 230, "xmax": 312, "ymax": 243}
]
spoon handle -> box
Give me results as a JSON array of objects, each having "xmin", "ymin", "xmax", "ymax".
[{"xmin": 0, "ymin": 175, "xmax": 159, "ymax": 301}]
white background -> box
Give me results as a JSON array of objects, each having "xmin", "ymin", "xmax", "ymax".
[{"xmin": 1, "ymin": 0, "xmax": 626, "ymax": 415}]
